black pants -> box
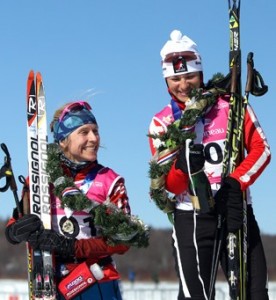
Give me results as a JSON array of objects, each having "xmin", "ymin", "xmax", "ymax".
[{"xmin": 172, "ymin": 206, "xmax": 269, "ymax": 300}]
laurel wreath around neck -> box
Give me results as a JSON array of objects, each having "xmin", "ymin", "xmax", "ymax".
[
  {"xmin": 46, "ymin": 143, "xmax": 149, "ymax": 248},
  {"xmin": 148, "ymin": 75, "xmax": 226, "ymax": 215}
]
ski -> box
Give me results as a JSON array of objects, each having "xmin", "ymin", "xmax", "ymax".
[
  {"xmin": 209, "ymin": 1, "xmax": 245, "ymax": 299},
  {"xmin": 26, "ymin": 70, "xmax": 39, "ymax": 300},
  {"xmin": 26, "ymin": 70, "xmax": 56, "ymax": 300},
  {"xmin": 209, "ymin": 1, "xmax": 268, "ymax": 296},
  {"xmin": 36, "ymin": 72, "xmax": 56, "ymax": 300},
  {"xmin": 225, "ymin": 1, "xmax": 247, "ymax": 299}
]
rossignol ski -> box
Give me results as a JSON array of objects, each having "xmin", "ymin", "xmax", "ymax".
[
  {"xmin": 209, "ymin": 1, "xmax": 268, "ymax": 299},
  {"xmin": 26, "ymin": 70, "xmax": 56, "ymax": 300}
]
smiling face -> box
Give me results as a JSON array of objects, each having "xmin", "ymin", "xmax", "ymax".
[
  {"xmin": 60, "ymin": 123, "xmax": 100, "ymax": 163},
  {"xmin": 166, "ymin": 71, "xmax": 201, "ymax": 103}
]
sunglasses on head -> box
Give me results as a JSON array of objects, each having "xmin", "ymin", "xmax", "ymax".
[
  {"xmin": 59, "ymin": 101, "xmax": 92, "ymax": 122},
  {"xmin": 164, "ymin": 51, "xmax": 198, "ymax": 63}
]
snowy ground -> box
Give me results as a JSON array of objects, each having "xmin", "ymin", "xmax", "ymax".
[{"xmin": 0, "ymin": 280, "xmax": 275, "ymax": 300}]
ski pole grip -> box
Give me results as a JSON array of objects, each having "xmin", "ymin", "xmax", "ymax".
[
  {"xmin": 0, "ymin": 143, "xmax": 17, "ymax": 191},
  {"xmin": 230, "ymin": 63, "xmax": 238, "ymax": 94},
  {"xmin": 245, "ymin": 52, "xmax": 254, "ymax": 93},
  {"xmin": 0, "ymin": 143, "xmax": 11, "ymax": 192},
  {"xmin": 0, "ymin": 143, "xmax": 22, "ymax": 217}
]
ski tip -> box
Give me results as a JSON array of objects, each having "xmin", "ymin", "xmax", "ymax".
[
  {"xmin": 28, "ymin": 70, "xmax": 35, "ymax": 80},
  {"xmin": 36, "ymin": 72, "xmax": 42, "ymax": 81},
  {"xmin": 27, "ymin": 71, "xmax": 35, "ymax": 97}
]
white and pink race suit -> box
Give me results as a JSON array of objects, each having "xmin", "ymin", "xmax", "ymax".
[
  {"xmin": 50, "ymin": 163, "xmax": 130, "ymax": 283},
  {"xmin": 148, "ymin": 94, "xmax": 271, "ymax": 299}
]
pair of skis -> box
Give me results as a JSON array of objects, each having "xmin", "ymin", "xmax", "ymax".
[
  {"xmin": 225, "ymin": 2, "xmax": 246, "ymax": 299},
  {"xmin": 209, "ymin": 2, "xmax": 245, "ymax": 296},
  {"xmin": 26, "ymin": 70, "xmax": 56, "ymax": 300},
  {"xmin": 209, "ymin": 1, "xmax": 267, "ymax": 299}
]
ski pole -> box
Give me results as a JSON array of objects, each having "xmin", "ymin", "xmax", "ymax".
[
  {"xmin": 0, "ymin": 143, "xmax": 22, "ymax": 217},
  {"xmin": 209, "ymin": 214, "xmax": 224, "ymax": 300},
  {"xmin": 209, "ymin": 52, "xmax": 241, "ymax": 298}
]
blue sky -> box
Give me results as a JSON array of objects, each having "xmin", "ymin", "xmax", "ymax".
[{"xmin": 0, "ymin": 1, "xmax": 275, "ymax": 234}]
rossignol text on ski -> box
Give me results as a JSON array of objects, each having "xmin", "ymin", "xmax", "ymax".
[{"xmin": 26, "ymin": 70, "xmax": 56, "ymax": 300}]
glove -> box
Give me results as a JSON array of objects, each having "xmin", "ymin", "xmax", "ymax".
[
  {"xmin": 215, "ymin": 177, "xmax": 243, "ymax": 233},
  {"xmin": 175, "ymin": 143, "xmax": 205, "ymax": 174},
  {"xmin": 28, "ymin": 229, "xmax": 75, "ymax": 258},
  {"xmin": 5, "ymin": 214, "xmax": 43, "ymax": 244}
]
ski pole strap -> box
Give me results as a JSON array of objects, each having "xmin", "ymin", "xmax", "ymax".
[
  {"xmin": 0, "ymin": 165, "xmax": 11, "ymax": 192},
  {"xmin": 251, "ymin": 70, "xmax": 268, "ymax": 96},
  {"xmin": 0, "ymin": 143, "xmax": 22, "ymax": 217},
  {"xmin": 0, "ymin": 143, "xmax": 18, "ymax": 193},
  {"xmin": 0, "ymin": 143, "xmax": 13, "ymax": 192},
  {"xmin": 245, "ymin": 52, "xmax": 268, "ymax": 96}
]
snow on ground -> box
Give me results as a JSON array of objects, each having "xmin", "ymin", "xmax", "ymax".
[{"xmin": 0, "ymin": 280, "xmax": 275, "ymax": 300}]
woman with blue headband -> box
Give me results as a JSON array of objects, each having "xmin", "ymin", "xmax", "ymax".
[{"xmin": 6, "ymin": 101, "xmax": 148, "ymax": 299}]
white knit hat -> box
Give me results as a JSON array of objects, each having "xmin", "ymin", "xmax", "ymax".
[{"xmin": 160, "ymin": 30, "xmax": 203, "ymax": 78}]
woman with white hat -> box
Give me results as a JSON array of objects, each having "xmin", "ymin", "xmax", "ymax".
[{"xmin": 148, "ymin": 30, "xmax": 271, "ymax": 299}]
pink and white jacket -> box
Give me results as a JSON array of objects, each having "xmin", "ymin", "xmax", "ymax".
[
  {"xmin": 6, "ymin": 163, "xmax": 131, "ymax": 282},
  {"xmin": 51, "ymin": 165, "xmax": 130, "ymax": 240},
  {"xmin": 149, "ymin": 95, "xmax": 271, "ymax": 210}
]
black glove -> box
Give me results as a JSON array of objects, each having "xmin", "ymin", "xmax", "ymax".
[
  {"xmin": 215, "ymin": 177, "xmax": 243, "ymax": 233},
  {"xmin": 175, "ymin": 143, "xmax": 205, "ymax": 174},
  {"xmin": 5, "ymin": 214, "xmax": 43, "ymax": 244},
  {"xmin": 28, "ymin": 229, "xmax": 75, "ymax": 257}
]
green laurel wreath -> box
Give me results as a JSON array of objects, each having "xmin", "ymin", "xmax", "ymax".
[
  {"xmin": 148, "ymin": 76, "xmax": 226, "ymax": 215},
  {"xmin": 46, "ymin": 143, "xmax": 149, "ymax": 248}
]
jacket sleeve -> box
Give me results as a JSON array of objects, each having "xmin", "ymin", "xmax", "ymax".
[
  {"xmin": 74, "ymin": 177, "xmax": 131, "ymax": 259},
  {"xmin": 230, "ymin": 104, "xmax": 271, "ymax": 191},
  {"xmin": 149, "ymin": 114, "xmax": 189, "ymax": 195},
  {"xmin": 5, "ymin": 217, "xmax": 18, "ymax": 244},
  {"xmin": 74, "ymin": 237, "xmax": 129, "ymax": 259},
  {"xmin": 148, "ymin": 116, "xmax": 167, "ymax": 156}
]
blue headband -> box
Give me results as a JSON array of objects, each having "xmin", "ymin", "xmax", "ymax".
[{"xmin": 53, "ymin": 108, "xmax": 97, "ymax": 142}]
